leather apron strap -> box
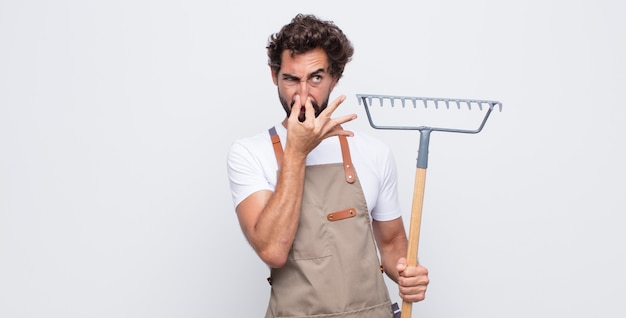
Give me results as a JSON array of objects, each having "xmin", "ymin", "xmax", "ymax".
[{"xmin": 268, "ymin": 125, "xmax": 355, "ymax": 183}]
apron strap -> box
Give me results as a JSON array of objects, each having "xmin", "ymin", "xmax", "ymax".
[
  {"xmin": 268, "ymin": 126, "xmax": 283, "ymax": 168},
  {"xmin": 337, "ymin": 126, "xmax": 356, "ymax": 184},
  {"xmin": 268, "ymin": 126, "xmax": 355, "ymax": 184}
]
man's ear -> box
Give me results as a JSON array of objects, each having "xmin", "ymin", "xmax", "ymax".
[{"xmin": 271, "ymin": 67, "xmax": 278, "ymax": 85}]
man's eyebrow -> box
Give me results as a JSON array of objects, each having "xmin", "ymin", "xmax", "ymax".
[
  {"xmin": 310, "ymin": 68, "xmax": 326, "ymax": 76},
  {"xmin": 281, "ymin": 73, "xmax": 300, "ymax": 79},
  {"xmin": 281, "ymin": 68, "xmax": 327, "ymax": 80}
]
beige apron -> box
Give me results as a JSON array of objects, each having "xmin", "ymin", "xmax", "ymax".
[{"xmin": 265, "ymin": 126, "xmax": 392, "ymax": 318}]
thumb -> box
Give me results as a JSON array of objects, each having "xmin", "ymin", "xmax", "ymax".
[{"xmin": 396, "ymin": 257, "xmax": 407, "ymax": 273}]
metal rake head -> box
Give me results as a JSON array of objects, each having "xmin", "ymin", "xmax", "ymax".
[{"xmin": 357, "ymin": 94, "xmax": 502, "ymax": 134}]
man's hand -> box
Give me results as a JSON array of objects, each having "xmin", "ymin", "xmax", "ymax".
[
  {"xmin": 396, "ymin": 257, "xmax": 429, "ymax": 302},
  {"xmin": 285, "ymin": 94, "xmax": 356, "ymax": 156}
]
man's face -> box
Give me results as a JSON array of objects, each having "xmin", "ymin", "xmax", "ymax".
[{"xmin": 272, "ymin": 48, "xmax": 338, "ymax": 122}]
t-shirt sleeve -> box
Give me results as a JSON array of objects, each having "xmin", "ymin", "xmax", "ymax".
[
  {"xmin": 370, "ymin": 145, "xmax": 403, "ymax": 221},
  {"xmin": 227, "ymin": 140, "xmax": 274, "ymax": 209}
]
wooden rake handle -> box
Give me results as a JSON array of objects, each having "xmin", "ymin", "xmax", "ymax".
[{"xmin": 401, "ymin": 167, "xmax": 427, "ymax": 318}]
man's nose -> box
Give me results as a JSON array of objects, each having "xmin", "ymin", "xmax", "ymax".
[{"xmin": 296, "ymin": 81, "xmax": 310, "ymax": 105}]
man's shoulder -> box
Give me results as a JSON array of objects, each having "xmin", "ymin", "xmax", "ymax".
[
  {"xmin": 227, "ymin": 128, "xmax": 277, "ymax": 165},
  {"xmin": 230, "ymin": 126, "xmax": 275, "ymax": 150}
]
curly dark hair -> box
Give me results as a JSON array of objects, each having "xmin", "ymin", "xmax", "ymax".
[{"xmin": 267, "ymin": 14, "xmax": 354, "ymax": 80}]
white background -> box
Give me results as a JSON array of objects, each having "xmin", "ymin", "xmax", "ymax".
[{"xmin": 1, "ymin": 0, "xmax": 625, "ymax": 317}]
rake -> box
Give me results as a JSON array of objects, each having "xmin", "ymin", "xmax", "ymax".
[{"xmin": 356, "ymin": 94, "xmax": 502, "ymax": 318}]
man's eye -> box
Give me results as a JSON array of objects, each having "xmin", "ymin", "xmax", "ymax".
[
  {"xmin": 283, "ymin": 77, "xmax": 298, "ymax": 85},
  {"xmin": 311, "ymin": 75, "xmax": 322, "ymax": 83}
]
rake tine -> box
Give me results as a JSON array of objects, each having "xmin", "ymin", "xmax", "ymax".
[
  {"xmin": 390, "ymin": 98, "xmax": 395, "ymax": 107},
  {"xmin": 445, "ymin": 100, "xmax": 450, "ymax": 109},
  {"xmin": 422, "ymin": 99, "xmax": 428, "ymax": 108},
  {"xmin": 411, "ymin": 98, "xmax": 417, "ymax": 108},
  {"xmin": 401, "ymin": 98, "xmax": 406, "ymax": 108}
]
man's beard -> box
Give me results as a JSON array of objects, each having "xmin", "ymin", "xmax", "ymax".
[{"xmin": 279, "ymin": 89, "xmax": 329, "ymax": 122}]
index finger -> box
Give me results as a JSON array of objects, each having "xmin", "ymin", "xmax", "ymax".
[{"xmin": 303, "ymin": 96, "xmax": 316, "ymax": 123}]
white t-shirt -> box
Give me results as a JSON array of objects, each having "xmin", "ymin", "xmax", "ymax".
[{"xmin": 227, "ymin": 122, "xmax": 402, "ymax": 221}]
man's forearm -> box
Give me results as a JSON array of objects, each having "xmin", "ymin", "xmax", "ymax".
[{"xmin": 250, "ymin": 151, "xmax": 307, "ymax": 267}]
